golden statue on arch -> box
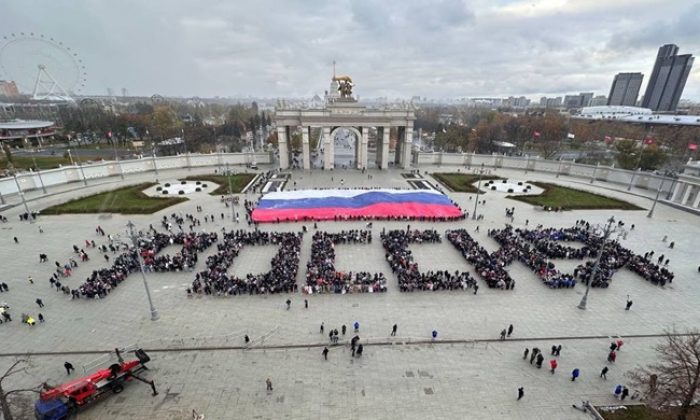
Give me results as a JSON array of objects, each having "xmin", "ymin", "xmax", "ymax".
[{"xmin": 332, "ymin": 60, "xmax": 354, "ymax": 98}]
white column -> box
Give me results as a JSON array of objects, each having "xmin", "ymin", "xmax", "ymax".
[
  {"xmin": 359, "ymin": 127, "xmax": 369, "ymax": 169},
  {"xmin": 323, "ymin": 126, "xmax": 333, "ymax": 170},
  {"xmin": 670, "ymin": 181, "xmax": 685, "ymax": 202},
  {"xmin": 693, "ymin": 187, "xmax": 700, "ymax": 208},
  {"xmin": 401, "ymin": 122, "xmax": 413, "ymax": 169},
  {"xmin": 277, "ymin": 126, "xmax": 289, "ymax": 169},
  {"xmin": 301, "ymin": 126, "xmax": 311, "ymax": 170},
  {"xmin": 681, "ymin": 184, "xmax": 693, "ymax": 206},
  {"xmin": 380, "ymin": 127, "xmax": 390, "ymax": 170}
]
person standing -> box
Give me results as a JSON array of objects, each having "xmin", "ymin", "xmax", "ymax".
[
  {"xmin": 64, "ymin": 362, "xmax": 75, "ymax": 375},
  {"xmin": 304, "ymin": 299, "xmax": 308, "ymax": 309},
  {"xmin": 608, "ymin": 350, "xmax": 617, "ymax": 363},
  {"xmin": 523, "ymin": 348, "xmax": 529, "ymax": 360},
  {"xmin": 621, "ymin": 387, "xmax": 630, "ymax": 401},
  {"xmin": 341, "ymin": 325, "xmax": 346, "ymax": 335},
  {"xmin": 354, "ymin": 321, "xmax": 360, "ymax": 332},
  {"xmin": 625, "ymin": 297, "xmax": 633, "ymax": 311},
  {"xmin": 36, "ymin": 298, "xmax": 44, "ymax": 308},
  {"xmin": 571, "ymin": 368, "xmax": 580, "ymax": 381},
  {"xmin": 473, "ymin": 284, "xmax": 479, "ymax": 295},
  {"xmin": 600, "ymin": 366, "xmax": 609, "ymax": 380},
  {"xmin": 500, "ymin": 329, "xmax": 507, "ymax": 340},
  {"xmin": 286, "ymin": 299, "xmax": 291, "ymax": 310},
  {"xmin": 517, "ymin": 387, "xmax": 524, "ymax": 400},
  {"xmin": 391, "ymin": 324, "xmax": 397, "ymax": 336},
  {"xmin": 549, "ymin": 359, "xmax": 558, "ymax": 374},
  {"xmin": 322, "ymin": 347, "xmax": 329, "ymax": 360},
  {"xmin": 507, "ymin": 324, "xmax": 514, "ymax": 337},
  {"xmin": 555, "ymin": 345, "xmax": 562, "ymax": 356},
  {"xmin": 266, "ymin": 378, "xmax": 273, "ymax": 392},
  {"xmin": 320, "ymin": 322, "xmax": 324, "ymax": 334}
]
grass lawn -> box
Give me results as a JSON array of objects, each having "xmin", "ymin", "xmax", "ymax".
[
  {"xmin": 181, "ymin": 173, "xmax": 256, "ymax": 195},
  {"xmin": 1, "ymin": 155, "xmax": 102, "ymax": 170},
  {"xmin": 601, "ymin": 404, "xmax": 700, "ymax": 420},
  {"xmin": 41, "ymin": 183, "xmax": 187, "ymax": 215},
  {"xmin": 432, "ymin": 172, "xmax": 503, "ymax": 193},
  {"xmin": 508, "ymin": 182, "xmax": 643, "ymax": 210}
]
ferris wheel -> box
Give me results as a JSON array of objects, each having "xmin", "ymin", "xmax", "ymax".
[{"xmin": 0, "ymin": 32, "xmax": 87, "ymax": 101}]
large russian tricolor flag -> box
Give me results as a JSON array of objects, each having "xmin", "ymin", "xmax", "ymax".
[{"xmin": 252, "ymin": 189, "xmax": 463, "ymax": 222}]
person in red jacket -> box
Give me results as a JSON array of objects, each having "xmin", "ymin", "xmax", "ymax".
[{"xmin": 549, "ymin": 359, "xmax": 558, "ymax": 374}]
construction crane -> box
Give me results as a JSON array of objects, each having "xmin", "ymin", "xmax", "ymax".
[{"xmin": 35, "ymin": 349, "xmax": 157, "ymax": 420}]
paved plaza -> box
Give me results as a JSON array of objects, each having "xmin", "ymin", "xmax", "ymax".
[{"xmin": 1, "ymin": 164, "xmax": 699, "ymax": 419}]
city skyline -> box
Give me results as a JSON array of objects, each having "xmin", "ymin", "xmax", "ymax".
[{"xmin": 1, "ymin": 0, "xmax": 700, "ymax": 100}]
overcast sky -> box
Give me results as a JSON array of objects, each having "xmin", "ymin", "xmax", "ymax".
[{"xmin": 1, "ymin": 0, "xmax": 700, "ymax": 100}]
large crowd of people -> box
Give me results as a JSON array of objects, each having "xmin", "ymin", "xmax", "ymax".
[
  {"xmin": 305, "ymin": 230, "xmax": 387, "ymax": 294},
  {"xmin": 484, "ymin": 221, "xmax": 674, "ymax": 288},
  {"xmin": 72, "ymin": 231, "xmax": 217, "ymax": 299},
  {"xmin": 189, "ymin": 231, "xmax": 302, "ymax": 296},
  {"xmin": 381, "ymin": 229, "xmax": 477, "ymax": 292},
  {"xmin": 446, "ymin": 229, "xmax": 513, "ymax": 289}
]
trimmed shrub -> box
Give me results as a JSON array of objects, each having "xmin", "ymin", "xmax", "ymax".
[
  {"xmin": 181, "ymin": 181, "xmax": 187, "ymax": 185},
  {"xmin": 491, "ymin": 186, "xmax": 497, "ymax": 190},
  {"xmin": 162, "ymin": 190, "xmax": 169, "ymax": 195},
  {"xmin": 195, "ymin": 187, "xmax": 202, "ymax": 192},
  {"xmin": 164, "ymin": 183, "xmax": 171, "ymax": 187},
  {"xmin": 178, "ymin": 190, "xmax": 185, "ymax": 195},
  {"xmin": 507, "ymin": 189, "xmax": 514, "ymax": 193},
  {"xmin": 156, "ymin": 186, "xmax": 163, "ymax": 191}
]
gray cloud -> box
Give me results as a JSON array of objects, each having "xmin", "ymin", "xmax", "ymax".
[{"xmin": 0, "ymin": 0, "xmax": 698, "ymax": 100}]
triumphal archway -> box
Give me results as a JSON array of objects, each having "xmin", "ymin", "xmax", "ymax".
[{"xmin": 274, "ymin": 75, "xmax": 416, "ymax": 170}]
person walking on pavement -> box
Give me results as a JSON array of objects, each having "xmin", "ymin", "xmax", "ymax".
[
  {"xmin": 304, "ymin": 299, "xmax": 308, "ymax": 309},
  {"xmin": 322, "ymin": 347, "xmax": 329, "ymax": 360},
  {"xmin": 64, "ymin": 362, "xmax": 75, "ymax": 375},
  {"xmin": 536, "ymin": 353, "xmax": 544, "ymax": 368},
  {"xmin": 320, "ymin": 322, "xmax": 324, "ymax": 334},
  {"xmin": 473, "ymin": 284, "xmax": 479, "ymax": 295},
  {"xmin": 550, "ymin": 345, "xmax": 557, "ymax": 355},
  {"xmin": 571, "ymin": 368, "xmax": 580, "ymax": 381},
  {"xmin": 500, "ymin": 329, "xmax": 507, "ymax": 340},
  {"xmin": 354, "ymin": 321, "xmax": 360, "ymax": 332},
  {"xmin": 530, "ymin": 348, "xmax": 539, "ymax": 365},
  {"xmin": 549, "ymin": 359, "xmax": 558, "ymax": 374},
  {"xmin": 341, "ymin": 325, "xmax": 346, "ymax": 335},
  {"xmin": 555, "ymin": 344, "xmax": 562, "ymax": 356},
  {"xmin": 266, "ymin": 378, "xmax": 273, "ymax": 391},
  {"xmin": 621, "ymin": 387, "xmax": 630, "ymax": 401},
  {"xmin": 625, "ymin": 297, "xmax": 633, "ymax": 311},
  {"xmin": 36, "ymin": 298, "xmax": 44, "ymax": 308},
  {"xmin": 608, "ymin": 350, "xmax": 617, "ymax": 363},
  {"xmin": 391, "ymin": 324, "xmax": 397, "ymax": 336},
  {"xmin": 517, "ymin": 387, "xmax": 524, "ymax": 400},
  {"xmin": 286, "ymin": 299, "xmax": 291, "ymax": 310},
  {"xmin": 523, "ymin": 348, "xmax": 529, "ymax": 360},
  {"xmin": 507, "ymin": 324, "xmax": 514, "ymax": 337},
  {"xmin": 600, "ymin": 366, "xmax": 609, "ymax": 380}
]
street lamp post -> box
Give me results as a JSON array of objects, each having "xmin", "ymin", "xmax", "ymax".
[
  {"xmin": 182, "ymin": 129, "xmax": 191, "ymax": 171},
  {"xmin": 12, "ymin": 172, "xmax": 35, "ymax": 224},
  {"xmin": 556, "ymin": 157, "xmax": 563, "ymax": 178},
  {"xmin": 110, "ymin": 132, "xmax": 125, "ymax": 181},
  {"xmin": 648, "ymin": 172, "xmax": 672, "ymax": 218},
  {"xmin": 126, "ymin": 221, "xmax": 160, "ymax": 321},
  {"xmin": 472, "ymin": 163, "xmax": 486, "ymax": 220},
  {"xmin": 31, "ymin": 155, "xmax": 47, "ymax": 194},
  {"xmin": 151, "ymin": 146, "xmax": 159, "ymax": 176},
  {"xmin": 66, "ymin": 148, "xmax": 75, "ymax": 166},
  {"xmin": 578, "ymin": 216, "xmax": 617, "ymax": 310}
]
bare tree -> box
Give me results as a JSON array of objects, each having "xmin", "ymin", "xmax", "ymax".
[
  {"xmin": 0, "ymin": 359, "xmax": 41, "ymax": 420},
  {"xmin": 627, "ymin": 329, "xmax": 700, "ymax": 420}
]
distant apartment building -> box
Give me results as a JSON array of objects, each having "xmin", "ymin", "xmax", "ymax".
[
  {"xmin": 563, "ymin": 92, "xmax": 594, "ymax": 109},
  {"xmin": 0, "ymin": 80, "xmax": 20, "ymax": 98},
  {"xmin": 504, "ymin": 96, "xmax": 530, "ymax": 108},
  {"xmin": 590, "ymin": 95, "xmax": 607, "ymax": 106},
  {"xmin": 642, "ymin": 44, "xmax": 694, "ymax": 112},
  {"xmin": 607, "ymin": 72, "xmax": 643, "ymax": 106}
]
